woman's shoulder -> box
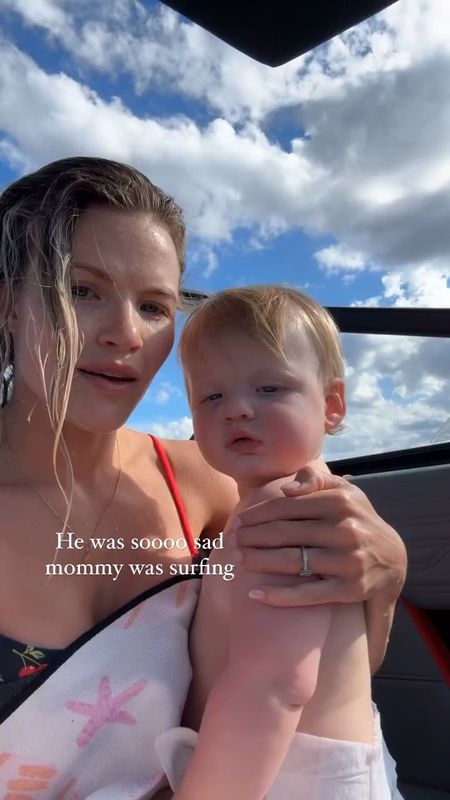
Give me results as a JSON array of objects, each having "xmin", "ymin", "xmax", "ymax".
[
  {"xmin": 159, "ymin": 437, "xmax": 239, "ymax": 526},
  {"xmin": 154, "ymin": 434, "xmax": 238, "ymax": 537},
  {"xmin": 124, "ymin": 428, "xmax": 238, "ymax": 536}
]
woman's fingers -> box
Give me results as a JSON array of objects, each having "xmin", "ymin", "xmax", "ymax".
[
  {"xmin": 234, "ymin": 544, "xmax": 367, "ymax": 581},
  {"xmin": 281, "ymin": 466, "xmax": 345, "ymax": 496},
  {"xmin": 247, "ymin": 577, "xmax": 355, "ymax": 607},
  {"xmin": 236, "ymin": 484, "xmax": 359, "ymax": 527},
  {"xmin": 235, "ymin": 518, "xmax": 361, "ymax": 551},
  {"xmin": 230, "ymin": 475, "xmax": 407, "ymax": 607}
]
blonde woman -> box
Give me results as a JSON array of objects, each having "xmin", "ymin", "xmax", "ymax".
[{"xmin": 0, "ymin": 157, "xmax": 406, "ymax": 798}]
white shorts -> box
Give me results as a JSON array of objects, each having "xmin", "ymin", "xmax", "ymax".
[{"xmin": 156, "ymin": 706, "xmax": 403, "ymax": 800}]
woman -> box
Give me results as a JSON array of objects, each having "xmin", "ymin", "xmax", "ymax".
[{"xmin": 0, "ymin": 157, "xmax": 406, "ymax": 798}]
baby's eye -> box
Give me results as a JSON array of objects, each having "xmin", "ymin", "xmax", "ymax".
[
  {"xmin": 203, "ymin": 392, "xmax": 222, "ymax": 402},
  {"xmin": 258, "ymin": 386, "xmax": 279, "ymax": 393}
]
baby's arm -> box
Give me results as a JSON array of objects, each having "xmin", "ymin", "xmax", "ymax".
[
  {"xmin": 172, "ymin": 481, "xmax": 332, "ymax": 800},
  {"xmin": 169, "ymin": 570, "xmax": 331, "ymax": 800},
  {"xmin": 172, "ymin": 662, "xmax": 304, "ymax": 800},
  {"xmin": 228, "ymin": 480, "xmax": 332, "ymax": 706}
]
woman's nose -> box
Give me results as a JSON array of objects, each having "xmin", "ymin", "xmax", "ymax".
[{"xmin": 97, "ymin": 300, "xmax": 144, "ymax": 351}]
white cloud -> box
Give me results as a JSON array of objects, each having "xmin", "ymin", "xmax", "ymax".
[
  {"xmin": 4, "ymin": 0, "xmax": 450, "ymax": 126},
  {"xmin": 324, "ymin": 332, "xmax": 449, "ymax": 459},
  {"xmin": 0, "ymin": 40, "xmax": 317, "ymax": 244},
  {"xmin": 129, "ymin": 415, "xmax": 193, "ymax": 440},
  {"xmin": 151, "ymin": 381, "xmax": 181, "ymax": 405},
  {"xmin": 0, "ymin": 0, "xmax": 69, "ymax": 36},
  {"xmin": 189, "ymin": 244, "xmax": 219, "ymax": 280},
  {"xmin": 0, "ymin": 0, "xmax": 308, "ymax": 122},
  {"xmin": 382, "ymin": 267, "xmax": 450, "ymax": 307},
  {"xmin": 314, "ymin": 244, "xmax": 368, "ymax": 274},
  {"xmin": 154, "ymin": 389, "xmax": 170, "ymax": 405},
  {"xmin": 1, "ymin": 0, "xmax": 450, "ymax": 308},
  {"xmin": 0, "ymin": 0, "xmax": 447, "ymax": 461},
  {"xmin": 432, "ymin": 416, "xmax": 450, "ymax": 444}
]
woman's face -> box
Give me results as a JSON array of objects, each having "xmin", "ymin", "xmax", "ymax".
[{"xmin": 11, "ymin": 206, "xmax": 181, "ymax": 432}]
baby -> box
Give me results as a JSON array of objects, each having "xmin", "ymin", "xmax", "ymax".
[{"xmin": 168, "ymin": 285, "xmax": 395, "ymax": 799}]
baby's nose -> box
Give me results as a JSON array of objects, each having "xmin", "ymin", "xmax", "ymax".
[{"xmin": 224, "ymin": 397, "xmax": 255, "ymax": 420}]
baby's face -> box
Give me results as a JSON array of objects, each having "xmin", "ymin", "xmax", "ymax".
[{"xmin": 185, "ymin": 328, "xmax": 344, "ymax": 488}]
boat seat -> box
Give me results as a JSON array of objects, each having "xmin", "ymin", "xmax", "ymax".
[{"xmin": 353, "ymin": 464, "xmax": 450, "ymax": 798}]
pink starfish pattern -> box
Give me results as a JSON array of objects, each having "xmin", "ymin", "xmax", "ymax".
[
  {"xmin": 122, "ymin": 603, "xmax": 144, "ymax": 628},
  {"xmin": 176, "ymin": 582, "xmax": 189, "ymax": 608},
  {"xmin": 55, "ymin": 776, "xmax": 82, "ymax": 800},
  {"xmin": 65, "ymin": 675, "xmax": 148, "ymax": 747}
]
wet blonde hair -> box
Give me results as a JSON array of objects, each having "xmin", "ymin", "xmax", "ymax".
[
  {"xmin": 0, "ymin": 156, "xmax": 186, "ymax": 528},
  {"xmin": 179, "ymin": 285, "xmax": 344, "ymax": 431}
]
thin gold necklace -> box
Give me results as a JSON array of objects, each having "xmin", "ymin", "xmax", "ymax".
[{"xmin": 4, "ymin": 435, "xmax": 122, "ymax": 564}]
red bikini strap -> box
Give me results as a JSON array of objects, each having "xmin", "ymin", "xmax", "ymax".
[{"xmin": 148, "ymin": 434, "xmax": 199, "ymax": 558}]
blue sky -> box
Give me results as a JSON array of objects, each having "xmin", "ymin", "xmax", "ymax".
[{"xmin": 0, "ymin": 0, "xmax": 449, "ymax": 457}]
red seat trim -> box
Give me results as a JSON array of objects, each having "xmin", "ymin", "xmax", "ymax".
[{"xmin": 399, "ymin": 597, "xmax": 450, "ymax": 687}]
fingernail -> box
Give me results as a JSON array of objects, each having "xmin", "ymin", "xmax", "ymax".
[
  {"xmin": 248, "ymin": 589, "xmax": 266, "ymax": 601},
  {"xmin": 283, "ymin": 480, "xmax": 302, "ymax": 490},
  {"xmin": 232, "ymin": 548, "xmax": 243, "ymax": 563},
  {"xmin": 229, "ymin": 517, "xmax": 242, "ymax": 531}
]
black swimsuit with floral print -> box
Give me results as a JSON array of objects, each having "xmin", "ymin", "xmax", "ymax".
[
  {"xmin": 0, "ymin": 632, "xmax": 64, "ymax": 713},
  {"xmin": 0, "ymin": 632, "xmax": 62, "ymax": 683}
]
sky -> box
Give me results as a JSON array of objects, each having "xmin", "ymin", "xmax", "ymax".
[{"xmin": 0, "ymin": 0, "xmax": 449, "ymax": 459}]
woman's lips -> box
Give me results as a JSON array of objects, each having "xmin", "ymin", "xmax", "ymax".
[{"xmin": 78, "ymin": 369, "xmax": 137, "ymax": 394}]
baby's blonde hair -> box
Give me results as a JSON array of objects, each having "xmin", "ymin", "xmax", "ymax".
[{"xmin": 179, "ymin": 284, "xmax": 344, "ymax": 393}]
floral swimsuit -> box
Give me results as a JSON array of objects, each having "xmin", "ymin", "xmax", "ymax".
[{"xmin": 0, "ymin": 632, "xmax": 61, "ymax": 683}]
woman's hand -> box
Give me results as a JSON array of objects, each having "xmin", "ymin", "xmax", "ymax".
[{"xmin": 229, "ymin": 466, "xmax": 407, "ymax": 608}]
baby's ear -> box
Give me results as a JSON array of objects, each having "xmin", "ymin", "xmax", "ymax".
[{"xmin": 324, "ymin": 379, "xmax": 346, "ymax": 433}]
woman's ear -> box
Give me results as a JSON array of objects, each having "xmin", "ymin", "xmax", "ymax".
[
  {"xmin": 8, "ymin": 304, "xmax": 19, "ymax": 336},
  {"xmin": 0, "ymin": 283, "xmax": 19, "ymax": 337},
  {"xmin": 324, "ymin": 379, "xmax": 346, "ymax": 433}
]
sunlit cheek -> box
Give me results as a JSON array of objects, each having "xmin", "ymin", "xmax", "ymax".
[
  {"xmin": 192, "ymin": 413, "xmax": 215, "ymax": 453},
  {"xmin": 145, "ymin": 324, "xmax": 175, "ymax": 372},
  {"xmin": 192, "ymin": 411, "xmax": 205, "ymax": 440}
]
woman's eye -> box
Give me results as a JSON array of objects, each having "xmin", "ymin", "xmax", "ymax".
[
  {"xmin": 258, "ymin": 386, "xmax": 278, "ymax": 393},
  {"xmin": 71, "ymin": 284, "xmax": 95, "ymax": 300},
  {"xmin": 141, "ymin": 303, "xmax": 168, "ymax": 317}
]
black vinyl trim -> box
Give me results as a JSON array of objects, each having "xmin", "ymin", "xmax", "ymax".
[
  {"xmin": 181, "ymin": 294, "xmax": 450, "ymax": 338},
  {"xmin": 327, "ymin": 442, "xmax": 450, "ymax": 476},
  {"xmin": 160, "ymin": 1, "xmax": 396, "ymax": 66},
  {"xmin": 327, "ymin": 307, "xmax": 450, "ymax": 338}
]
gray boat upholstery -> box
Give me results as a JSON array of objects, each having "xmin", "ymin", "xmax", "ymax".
[{"xmin": 354, "ymin": 465, "xmax": 450, "ymax": 799}]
